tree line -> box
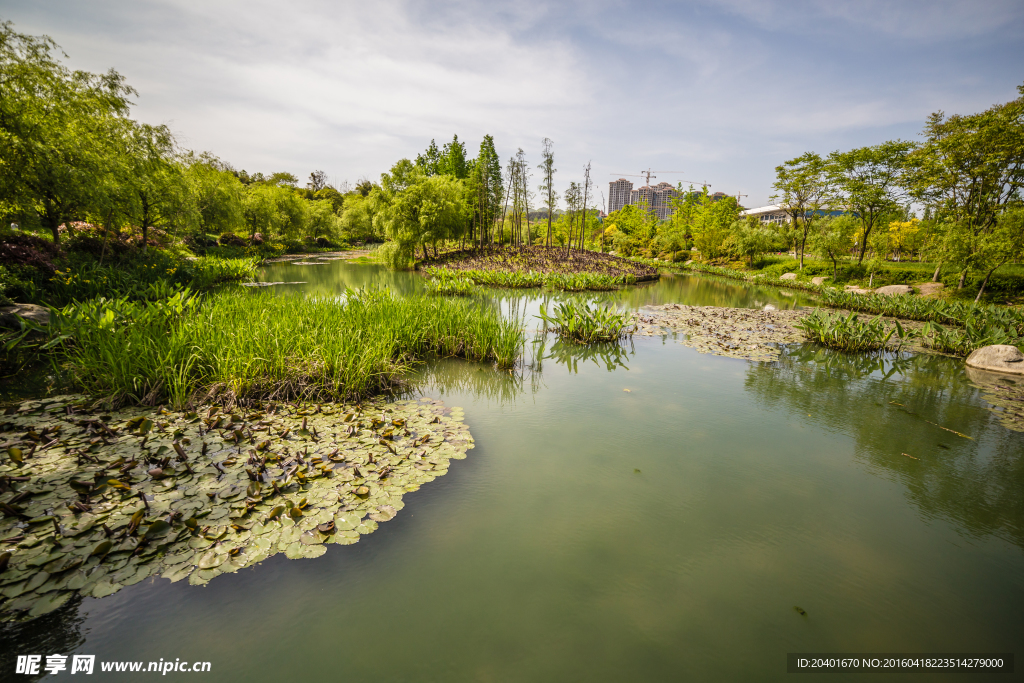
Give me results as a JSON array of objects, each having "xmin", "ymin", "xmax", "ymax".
[
  {"xmin": 0, "ymin": 22, "xmax": 376, "ymax": 251},
  {"xmin": 602, "ymin": 85, "xmax": 1024, "ymax": 300}
]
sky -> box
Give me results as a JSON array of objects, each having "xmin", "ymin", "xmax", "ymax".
[{"xmin": 3, "ymin": 0, "xmax": 1023, "ymax": 208}]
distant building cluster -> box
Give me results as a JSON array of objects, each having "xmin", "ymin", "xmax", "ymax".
[
  {"xmin": 609, "ymin": 179, "xmax": 728, "ymax": 220},
  {"xmin": 608, "ymin": 179, "xmax": 679, "ymax": 220}
]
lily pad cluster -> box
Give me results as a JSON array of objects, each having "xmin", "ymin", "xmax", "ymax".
[
  {"xmin": 633, "ymin": 304, "xmax": 807, "ymax": 362},
  {"xmin": 0, "ymin": 395, "xmax": 472, "ymax": 621}
]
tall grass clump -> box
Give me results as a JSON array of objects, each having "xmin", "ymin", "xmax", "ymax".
[
  {"xmin": 52, "ymin": 288, "xmax": 524, "ymax": 407},
  {"xmin": 424, "ymin": 266, "xmax": 634, "ymax": 291},
  {"xmin": 796, "ymin": 310, "xmax": 918, "ymax": 353},
  {"xmin": 536, "ymin": 300, "xmax": 634, "ymax": 344},
  {"xmin": 423, "ymin": 271, "xmax": 479, "ymax": 296}
]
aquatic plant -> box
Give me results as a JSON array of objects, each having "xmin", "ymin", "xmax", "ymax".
[
  {"xmin": 0, "ymin": 395, "xmax": 472, "ymax": 621},
  {"xmin": 796, "ymin": 310, "xmax": 920, "ymax": 353},
  {"xmin": 423, "ymin": 271, "xmax": 480, "ymax": 296},
  {"xmin": 52, "ymin": 288, "xmax": 525, "ymax": 407},
  {"xmin": 423, "ymin": 266, "xmax": 636, "ymax": 292},
  {"xmin": 46, "ymin": 255, "xmax": 256, "ymax": 305},
  {"xmin": 424, "ymin": 245, "xmax": 658, "ymax": 281},
  {"xmin": 633, "ymin": 304, "xmax": 806, "ymax": 362},
  {"xmin": 536, "ymin": 300, "xmax": 633, "ymax": 344}
]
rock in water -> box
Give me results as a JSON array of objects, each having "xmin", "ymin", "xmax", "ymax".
[
  {"xmin": 874, "ymin": 285, "xmax": 914, "ymax": 296},
  {"xmin": 780, "ymin": 273, "xmax": 797, "ymax": 281},
  {"xmin": 0, "ymin": 304, "xmax": 50, "ymax": 329},
  {"xmin": 966, "ymin": 345, "xmax": 1024, "ymax": 376}
]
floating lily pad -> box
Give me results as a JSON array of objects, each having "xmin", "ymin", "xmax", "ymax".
[{"xmin": 0, "ymin": 395, "xmax": 473, "ymax": 621}]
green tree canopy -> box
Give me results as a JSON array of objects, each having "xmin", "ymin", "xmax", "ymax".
[
  {"xmin": 827, "ymin": 140, "xmax": 916, "ymax": 263},
  {"xmin": 771, "ymin": 152, "xmax": 832, "ymax": 269},
  {"xmin": 0, "ymin": 21, "xmax": 136, "ymax": 244}
]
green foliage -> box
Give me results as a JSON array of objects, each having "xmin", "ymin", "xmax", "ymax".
[
  {"xmin": 536, "ymin": 300, "xmax": 633, "ymax": 344},
  {"xmin": 372, "ymin": 161, "xmax": 469, "ymax": 262},
  {"xmin": 827, "ymin": 141, "xmax": 915, "ymax": 263},
  {"xmin": 726, "ymin": 217, "xmax": 777, "ymax": 266},
  {"xmin": 416, "ymin": 135, "xmax": 470, "ymax": 179},
  {"xmin": 53, "ymin": 288, "xmax": 525, "ymax": 406},
  {"xmin": 796, "ymin": 310, "xmax": 917, "ymax": 353},
  {"xmin": 809, "ymin": 214, "xmax": 858, "ymax": 278},
  {"xmin": 45, "ymin": 250, "xmax": 255, "ymax": 305},
  {"xmin": 338, "ymin": 193, "xmax": 377, "ymax": 243},
  {"xmin": 0, "ymin": 21, "xmax": 136, "ymax": 245},
  {"xmin": 423, "ymin": 271, "xmax": 479, "ymax": 296},
  {"xmin": 771, "ymin": 152, "xmax": 831, "ymax": 268},
  {"xmin": 909, "ymin": 84, "xmax": 1024, "ymax": 290}
]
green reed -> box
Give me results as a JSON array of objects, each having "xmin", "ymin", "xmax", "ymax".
[{"xmin": 52, "ymin": 287, "xmax": 524, "ymax": 407}]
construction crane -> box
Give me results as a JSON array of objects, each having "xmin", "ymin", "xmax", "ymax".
[{"xmin": 609, "ymin": 169, "xmax": 687, "ymax": 187}]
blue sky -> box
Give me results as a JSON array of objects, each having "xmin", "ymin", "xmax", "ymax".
[{"xmin": 4, "ymin": 0, "xmax": 1023, "ymax": 207}]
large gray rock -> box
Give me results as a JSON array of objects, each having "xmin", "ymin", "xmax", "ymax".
[
  {"xmin": 779, "ymin": 272, "xmax": 797, "ymax": 281},
  {"xmin": 874, "ymin": 284, "xmax": 914, "ymax": 296},
  {"xmin": 0, "ymin": 303, "xmax": 51, "ymax": 330},
  {"xmin": 811, "ymin": 276, "xmax": 829, "ymax": 285},
  {"xmin": 965, "ymin": 345, "xmax": 1024, "ymax": 376}
]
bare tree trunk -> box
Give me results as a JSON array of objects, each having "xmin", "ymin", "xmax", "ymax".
[
  {"xmin": 498, "ymin": 164, "xmax": 514, "ymax": 248},
  {"xmin": 99, "ymin": 210, "xmax": 113, "ymax": 267},
  {"xmin": 579, "ymin": 163, "xmax": 591, "ymax": 252},
  {"xmin": 957, "ymin": 270, "xmax": 966, "ymax": 290},
  {"xmin": 932, "ymin": 262, "xmax": 941, "ymax": 282},
  {"xmin": 975, "ymin": 265, "xmax": 1000, "ymax": 303},
  {"xmin": 523, "ymin": 161, "xmax": 531, "ymax": 247},
  {"xmin": 857, "ymin": 219, "xmax": 872, "ymax": 264}
]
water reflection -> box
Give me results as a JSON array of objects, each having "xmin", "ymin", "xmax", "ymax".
[
  {"xmin": 0, "ymin": 597, "xmax": 85, "ymax": 681},
  {"xmin": 965, "ymin": 367, "xmax": 1024, "ymax": 433},
  {"xmin": 744, "ymin": 345, "xmax": 1024, "ymax": 549},
  {"xmin": 405, "ymin": 358, "xmax": 529, "ymax": 406},
  {"xmin": 531, "ymin": 334, "xmax": 634, "ymax": 374},
  {"xmin": 255, "ymin": 261, "xmax": 817, "ymax": 312}
]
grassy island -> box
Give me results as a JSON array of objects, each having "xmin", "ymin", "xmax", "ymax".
[{"xmin": 421, "ymin": 246, "xmax": 659, "ymax": 292}]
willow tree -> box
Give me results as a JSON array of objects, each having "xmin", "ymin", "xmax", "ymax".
[
  {"xmin": 0, "ymin": 22, "xmax": 135, "ymax": 245},
  {"xmin": 120, "ymin": 121, "xmax": 183, "ymax": 249},
  {"xmin": 372, "ymin": 160, "xmax": 468, "ymax": 267}
]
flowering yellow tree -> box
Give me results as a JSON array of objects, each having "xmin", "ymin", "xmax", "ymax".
[{"xmin": 887, "ymin": 218, "xmax": 920, "ymax": 261}]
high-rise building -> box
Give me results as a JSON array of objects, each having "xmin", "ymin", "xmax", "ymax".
[
  {"xmin": 608, "ymin": 178, "xmax": 633, "ymax": 213},
  {"xmin": 611, "ymin": 178, "xmax": 680, "ymax": 218}
]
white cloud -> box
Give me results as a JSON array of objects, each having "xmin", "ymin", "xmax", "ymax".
[{"xmin": 3, "ymin": 0, "xmax": 1021, "ymax": 205}]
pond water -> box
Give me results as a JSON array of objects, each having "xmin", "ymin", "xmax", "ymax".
[{"xmin": 5, "ymin": 262, "xmax": 1023, "ymax": 681}]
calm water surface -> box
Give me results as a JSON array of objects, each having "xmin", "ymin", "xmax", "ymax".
[{"xmin": 6, "ymin": 262, "xmax": 1023, "ymax": 682}]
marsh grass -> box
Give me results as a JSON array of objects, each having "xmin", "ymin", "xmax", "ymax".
[
  {"xmin": 54, "ymin": 288, "xmax": 524, "ymax": 407},
  {"xmin": 424, "ymin": 266, "xmax": 635, "ymax": 291},
  {"xmin": 423, "ymin": 271, "xmax": 480, "ymax": 296}
]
